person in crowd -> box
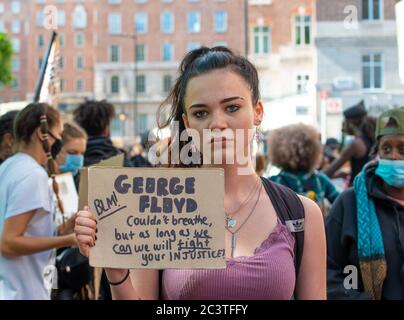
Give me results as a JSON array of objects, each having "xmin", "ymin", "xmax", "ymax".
[
  {"xmin": 73, "ymin": 99, "xmax": 130, "ymax": 167},
  {"xmin": 0, "ymin": 110, "xmax": 19, "ymax": 166},
  {"xmin": 0, "ymin": 103, "xmax": 76, "ymax": 300},
  {"xmin": 326, "ymin": 107, "xmax": 404, "ymax": 300},
  {"xmin": 130, "ymin": 130, "xmax": 152, "ymax": 167},
  {"xmin": 74, "ymin": 47, "xmax": 326, "ymax": 300},
  {"xmin": 255, "ymin": 153, "xmax": 267, "ymax": 177},
  {"xmin": 56, "ymin": 122, "xmax": 87, "ymax": 190},
  {"xmin": 321, "ymin": 138, "xmax": 340, "ymax": 170},
  {"xmin": 268, "ymin": 123, "xmax": 340, "ymax": 215},
  {"xmin": 324, "ymin": 100, "xmax": 377, "ymax": 186}
]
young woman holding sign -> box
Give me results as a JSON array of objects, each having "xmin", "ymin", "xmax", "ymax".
[
  {"xmin": 75, "ymin": 47, "xmax": 326, "ymax": 299},
  {"xmin": 0, "ymin": 103, "xmax": 77, "ymax": 300}
]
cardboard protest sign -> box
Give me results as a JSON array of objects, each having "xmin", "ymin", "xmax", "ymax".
[
  {"xmin": 78, "ymin": 154, "xmax": 125, "ymax": 211},
  {"xmin": 88, "ymin": 168, "xmax": 226, "ymax": 269},
  {"xmin": 50, "ymin": 173, "xmax": 78, "ymax": 225}
]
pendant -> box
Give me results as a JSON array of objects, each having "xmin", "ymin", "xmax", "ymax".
[
  {"xmin": 231, "ymin": 233, "xmax": 236, "ymax": 258},
  {"xmin": 226, "ymin": 216, "xmax": 237, "ymax": 229}
]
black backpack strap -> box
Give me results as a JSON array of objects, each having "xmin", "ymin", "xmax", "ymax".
[{"xmin": 261, "ymin": 177, "xmax": 305, "ymax": 279}]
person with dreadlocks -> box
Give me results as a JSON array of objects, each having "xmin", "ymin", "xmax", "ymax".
[
  {"xmin": 0, "ymin": 103, "xmax": 77, "ymax": 300},
  {"xmin": 326, "ymin": 107, "xmax": 404, "ymax": 300}
]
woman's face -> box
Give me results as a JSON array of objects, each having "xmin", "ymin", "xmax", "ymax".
[
  {"xmin": 378, "ymin": 134, "xmax": 404, "ymax": 161},
  {"xmin": 182, "ymin": 69, "xmax": 263, "ymax": 165},
  {"xmin": 56, "ymin": 137, "xmax": 87, "ymax": 165}
]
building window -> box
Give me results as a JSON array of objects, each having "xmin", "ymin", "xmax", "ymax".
[
  {"xmin": 162, "ymin": 43, "xmax": 173, "ymax": 61},
  {"xmin": 11, "ymin": 20, "xmax": 20, "ymax": 33},
  {"xmin": 76, "ymin": 79, "xmax": 84, "ymax": 92},
  {"xmin": 187, "ymin": 12, "xmax": 201, "ymax": 33},
  {"xmin": 38, "ymin": 57, "xmax": 43, "ymax": 70},
  {"xmin": 161, "ymin": 11, "xmax": 174, "ymax": 33},
  {"xmin": 254, "ymin": 26, "xmax": 270, "ymax": 54},
  {"xmin": 110, "ymin": 45, "xmax": 120, "ymax": 62},
  {"xmin": 109, "ymin": 0, "xmax": 121, "ymax": 4},
  {"xmin": 362, "ymin": 0, "xmax": 383, "ymax": 21},
  {"xmin": 187, "ymin": 42, "xmax": 200, "ymax": 52},
  {"xmin": 75, "ymin": 32, "xmax": 85, "ymax": 47},
  {"xmin": 163, "ymin": 75, "xmax": 172, "ymax": 93},
  {"xmin": 76, "ymin": 56, "xmax": 84, "ymax": 70},
  {"xmin": 294, "ymin": 15, "xmax": 311, "ymax": 46},
  {"xmin": 36, "ymin": 12, "xmax": 45, "ymax": 27},
  {"xmin": 362, "ymin": 53, "xmax": 383, "ymax": 90},
  {"xmin": 296, "ymin": 106, "xmax": 309, "ymax": 116},
  {"xmin": 11, "ymin": 78, "xmax": 19, "ymax": 90},
  {"xmin": 58, "ymin": 11, "xmax": 66, "ymax": 27},
  {"xmin": 60, "ymin": 79, "xmax": 64, "ymax": 92},
  {"xmin": 111, "ymin": 75, "xmax": 120, "ymax": 94},
  {"xmin": 111, "ymin": 117, "xmax": 124, "ymax": 137},
  {"xmin": 136, "ymin": 44, "xmax": 145, "ymax": 62},
  {"xmin": 57, "ymin": 35, "xmax": 65, "ymax": 49},
  {"xmin": 214, "ymin": 11, "xmax": 227, "ymax": 33},
  {"xmin": 12, "ymin": 58, "xmax": 20, "ymax": 72},
  {"xmin": 297, "ymin": 75, "xmax": 310, "ymax": 94},
  {"xmin": 12, "ymin": 38, "xmax": 20, "ymax": 53},
  {"xmin": 0, "ymin": 3, "xmax": 4, "ymax": 14},
  {"xmin": 136, "ymin": 75, "xmax": 146, "ymax": 93},
  {"xmin": 73, "ymin": 5, "xmax": 87, "ymax": 29},
  {"xmin": 11, "ymin": 1, "xmax": 20, "ymax": 15},
  {"xmin": 38, "ymin": 34, "xmax": 45, "ymax": 48},
  {"xmin": 0, "ymin": 21, "xmax": 5, "ymax": 33},
  {"xmin": 137, "ymin": 114, "xmax": 148, "ymax": 135},
  {"xmin": 109, "ymin": 13, "xmax": 122, "ymax": 34},
  {"xmin": 135, "ymin": 13, "xmax": 148, "ymax": 34},
  {"xmin": 59, "ymin": 56, "xmax": 64, "ymax": 69}
]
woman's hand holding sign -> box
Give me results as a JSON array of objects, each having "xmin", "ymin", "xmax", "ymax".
[{"xmin": 74, "ymin": 206, "xmax": 97, "ymax": 257}]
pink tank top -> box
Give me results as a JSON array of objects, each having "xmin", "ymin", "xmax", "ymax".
[{"xmin": 161, "ymin": 219, "xmax": 296, "ymax": 300}]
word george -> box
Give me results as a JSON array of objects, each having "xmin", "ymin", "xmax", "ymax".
[{"xmin": 114, "ymin": 176, "xmax": 195, "ymax": 196}]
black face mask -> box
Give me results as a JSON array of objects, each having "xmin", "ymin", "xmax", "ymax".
[
  {"xmin": 48, "ymin": 131, "xmax": 64, "ymax": 159},
  {"xmin": 51, "ymin": 138, "xmax": 63, "ymax": 159}
]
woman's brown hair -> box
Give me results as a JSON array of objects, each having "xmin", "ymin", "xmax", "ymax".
[
  {"xmin": 14, "ymin": 102, "xmax": 65, "ymax": 221},
  {"xmin": 157, "ymin": 46, "xmax": 260, "ymax": 167},
  {"xmin": 268, "ymin": 123, "xmax": 323, "ymax": 173}
]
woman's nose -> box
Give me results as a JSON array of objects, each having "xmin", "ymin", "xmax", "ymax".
[{"xmin": 209, "ymin": 113, "xmax": 228, "ymax": 131}]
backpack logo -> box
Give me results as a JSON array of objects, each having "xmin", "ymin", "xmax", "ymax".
[{"xmin": 286, "ymin": 219, "xmax": 305, "ymax": 233}]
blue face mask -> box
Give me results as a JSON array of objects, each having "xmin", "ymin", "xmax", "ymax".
[
  {"xmin": 59, "ymin": 154, "xmax": 84, "ymax": 176},
  {"xmin": 375, "ymin": 159, "xmax": 404, "ymax": 188}
]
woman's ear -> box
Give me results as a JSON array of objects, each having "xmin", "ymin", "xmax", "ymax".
[
  {"xmin": 254, "ymin": 100, "xmax": 264, "ymax": 126},
  {"xmin": 182, "ymin": 113, "xmax": 190, "ymax": 129},
  {"xmin": 35, "ymin": 127, "xmax": 43, "ymax": 142}
]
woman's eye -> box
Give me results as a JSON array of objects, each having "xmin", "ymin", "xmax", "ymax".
[
  {"xmin": 382, "ymin": 146, "xmax": 391, "ymax": 154},
  {"xmin": 193, "ymin": 111, "xmax": 208, "ymax": 119},
  {"xmin": 226, "ymin": 105, "xmax": 240, "ymax": 113}
]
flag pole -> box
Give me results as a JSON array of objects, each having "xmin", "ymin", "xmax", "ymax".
[{"xmin": 33, "ymin": 31, "xmax": 58, "ymax": 102}]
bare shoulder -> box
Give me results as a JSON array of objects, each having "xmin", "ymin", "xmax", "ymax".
[{"xmin": 297, "ymin": 195, "xmax": 324, "ymax": 231}]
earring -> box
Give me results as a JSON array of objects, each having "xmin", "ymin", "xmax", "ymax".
[{"xmin": 255, "ymin": 128, "xmax": 260, "ymax": 143}]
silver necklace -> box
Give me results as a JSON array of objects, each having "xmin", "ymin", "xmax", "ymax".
[
  {"xmin": 225, "ymin": 176, "xmax": 260, "ymax": 229},
  {"xmin": 226, "ymin": 181, "xmax": 262, "ymax": 258}
]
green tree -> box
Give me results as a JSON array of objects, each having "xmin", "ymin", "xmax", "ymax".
[{"xmin": 0, "ymin": 32, "xmax": 13, "ymax": 87}]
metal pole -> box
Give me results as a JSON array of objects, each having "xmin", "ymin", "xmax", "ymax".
[{"xmin": 133, "ymin": 35, "xmax": 138, "ymax": 138}]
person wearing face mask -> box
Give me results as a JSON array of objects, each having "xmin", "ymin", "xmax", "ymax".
[
  {"xmin": 323, "ymin": 100, "xmax": 377, "ymax": 187},
  {"xmin": 56, "ymin": 122, "xmax": 87, "ymax": 190},
  {"xmin": 0, "ymin": 110, "xmax": 19, "ymax": 166},
  {"xmin": 326, "ymin": 107, "xmax": 404, "ymax": 300},
  {"xmin": 0, "ymin": 103, "xmax": 77, "ymax": 300}
]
